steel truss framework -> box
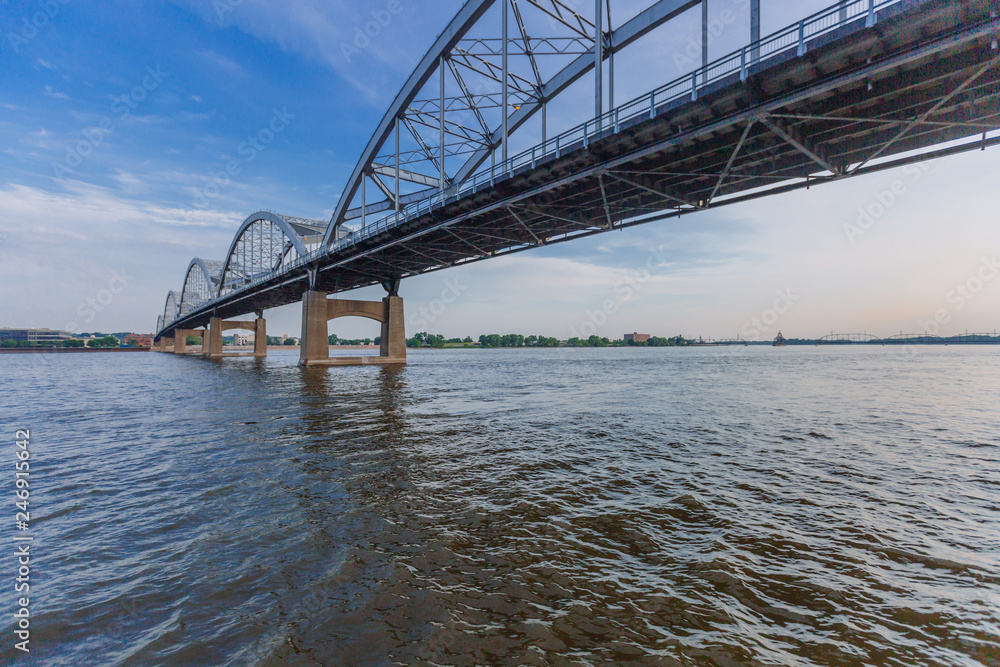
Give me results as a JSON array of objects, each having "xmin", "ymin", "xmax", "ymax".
[
  {"xmin": 162, "ymin": 291, "xmax": 181, "ymax": 330},
  {"xmin": 159, "ymin": 212, "xmax": 329, "ymax": 329},
  {"xmin": 156, "ymin": 0, "xmax": 1000, "ymax": 340},
  {"xmin": 179, "ymin": 258, "xmax": 224, "ymax": 317},
  {"xmin": 325, "ymin": 0, "xmax": 707, "ymax": 236},
  {"xmin": 819, "ymin": 333, "xmax": 881, "ymax": 343}
]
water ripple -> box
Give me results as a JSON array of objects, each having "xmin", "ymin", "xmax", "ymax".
[{"xmin": 0, "ymin": 347, "xmax": 997, "ymax": 665}]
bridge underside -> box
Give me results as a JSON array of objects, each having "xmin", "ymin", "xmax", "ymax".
[{"xmin": 160, "ymin": 0, "xmax": 999, "ymax": 337}]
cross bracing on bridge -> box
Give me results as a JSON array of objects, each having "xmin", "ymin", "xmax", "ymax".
[{"xmin": 156, "ymin": 0, "xmax": 1000, "ymax": 341}]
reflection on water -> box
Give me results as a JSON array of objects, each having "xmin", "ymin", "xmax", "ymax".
[{"xmin": 0, "ymin": 346, "xmax": 998, "ymax": 666}]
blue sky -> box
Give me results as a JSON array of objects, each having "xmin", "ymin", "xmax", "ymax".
[{"xmin": 2, "ymin": 0, "xmax": 999, "ymax": 341}]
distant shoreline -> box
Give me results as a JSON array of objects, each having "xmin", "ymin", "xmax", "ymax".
[{"xmin": 0, "ymin": 347, "xmax": 151, "ymax": 354}]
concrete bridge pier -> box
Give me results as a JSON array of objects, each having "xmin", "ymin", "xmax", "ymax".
[
  {"xmin": 379, "ymin": 297, "xmax": 406, "ymax": 361},
  {"xmin": 299, "ymin": 290, "xmax": 406, "ymax": 367},
  {"xmin": 206, "ymin": 317, "xmax": 223, "ymax": 359},
  {"xmin": 204, "ymin": 316, "xmax": 266, "ymax": 359},
  {"xmin": 173, "ymin": 328, "xmax": 207, "ymax": 355},
  {"xmin": 253, "ymin": 314, "xmax": 267, "ymax": 358}
]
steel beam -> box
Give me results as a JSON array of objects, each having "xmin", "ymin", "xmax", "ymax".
[
  {"xmin": 605, "ymin": 172, "xmax": 695, "ymax": 208},
  {"xmin": 702, "ymin": 0, "xmax": 708, "ymax": 73},
  {"xmin": 507, "ymin": 206, "xmax": 544, "ymax": 244},
  {"xmin": 372, "ymin": 163, "xmax": 444, "ymax": 189},
  {"xmin": 503, "ymin": 0, "xmax": 509, "ymax": 163},
  {"xmin": 597, "ymin": 173, "xmax": 614, "ymax": 228},
  {"xmin": 440, "ymin": 56, "xmax": 447, "ymax": 191},
  {"xmin": 758, "ymin": 115, "xmax": 842, "ymax": 175},
  {"xmin": 708, "ymin": 120, "xmax": 756, "ymax": 203},
  {"xmin": 369, "ymin": 172, "xmax": 397, "ymax": 203},
  {"xmin": 395, "ymin": 117, "xmax": 401, "ymax": 213},
  {"xmin": 596, "ymin": 0, "xmax": 604, "ymax": 119}
]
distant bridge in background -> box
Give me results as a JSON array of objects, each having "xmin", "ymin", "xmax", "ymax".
[
  {"xmin": 153, "ymin": 0, "xmax": 1000, "ymax": 365},
  {"xmin": 692, "ymin": 332, "xmax": 1000, "ymax": 345}
]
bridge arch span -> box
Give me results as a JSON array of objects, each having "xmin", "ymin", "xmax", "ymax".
[
  {"xmin": 218, "ymin": 211, "xmax": 324, "ymax": 298},
  {"xmin": 163, "ymin": 291, "xmax": 181, "ymax": 327},
  {"xmin": 819, "ymin": 333, "xmax": 880, "ymax": 343},
  {"xmin": 180, "ymin": 258, "xmax": 224, "ymax": 315},
  {"xmin": 325, "ymin": 0, "xmax": 703, "ymax": 242}
]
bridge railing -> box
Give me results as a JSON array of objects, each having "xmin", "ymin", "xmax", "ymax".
[
  {"xmin": 163, "ymin": 0, "xmax": 906, "ymax": 331},
  {"xmin": 325, "ymin": 0, "xmax": 901, "ymax": 255}
]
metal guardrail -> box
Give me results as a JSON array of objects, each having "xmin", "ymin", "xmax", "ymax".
[{"xmin": 162, "ymin": 0, "xmax": 901, "ymax": 332}]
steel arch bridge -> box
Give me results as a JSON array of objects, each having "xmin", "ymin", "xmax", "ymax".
[
  {"xmin": 154, "ymin": 0, "xmax": 1000, "ymax": 362},
  {"xmin": 880, "ymin": 333, "xmax": 945, "ymax": 344},
  {"xmin": 818, "ymin": 333, "xmax": 881, "ymax": 343}
]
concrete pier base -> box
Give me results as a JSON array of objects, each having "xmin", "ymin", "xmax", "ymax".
[{"xmin": 299, "ymin": 291, "xmax": 406, "ymax": 367}]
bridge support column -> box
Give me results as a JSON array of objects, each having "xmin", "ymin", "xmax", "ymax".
[
  {"xmin": 207, "ymin": 317, "xmax": 223, "ymax": 359},
  {"xmin": 255, "ymin": 318, "xmax": 267, "ymax": 358},
  {"xmin": 300, "ymin": 291, "xmax": 330, "ymax": 365},
  {"xmin": 298, "ymin": 291, "xmax": 406, "ymax": 367},
  {"xmin": 380, "ymin": 296, "xmax": 406, "ymax": 361},
  {"xmin": 174, "ymin": 331, "xmax": 187, "ymax": 354}
]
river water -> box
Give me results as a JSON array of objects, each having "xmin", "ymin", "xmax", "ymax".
[{"xmin": 1, "ymin": 346, "xmax": 998, "ymax": 666}]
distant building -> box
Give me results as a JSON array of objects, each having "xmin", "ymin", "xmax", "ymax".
[
  {"xmin": 624, "ymin": 332, "xmax": 651, "ymax": 344},
  {"xmin": 233, "ymin": 333, "xmax": 255, "ymax": 346},
  {"xmin": 0, "ymin": 328, "xmax": 73, "ymax": 343},
  {"xmin": 124, "ymin": 334, "xmax": 154, "ymax": 347}
]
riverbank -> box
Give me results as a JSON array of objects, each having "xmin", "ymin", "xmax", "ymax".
[{"xmin": 157, "ymin": 345, "xmax": 379, "ymax": 353}]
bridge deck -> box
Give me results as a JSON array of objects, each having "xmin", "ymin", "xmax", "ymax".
[{"xmin": 164, "ymin": 0, "xmax": 1000, "ymax": 334}]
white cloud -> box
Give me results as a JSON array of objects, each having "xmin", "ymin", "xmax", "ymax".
[
  {"xmin": 171, "ymin": 0, "xmax": 464, "ymax": 102},
  {"xmin": 0, "ymin": 181, "xmax": 242, "ymax": 333},
  {"xmin": 43, "ymin": 85, "xmax": 69, "ymax": 100}
]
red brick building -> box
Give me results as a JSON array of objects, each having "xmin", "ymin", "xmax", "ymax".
[
  {"xmin": 624, "ymin": 333, "xmax": 651, "ymax": 344},
  {"xmin": 124, "ymin": 334, "xmax": 154, "ymax": 347}
]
